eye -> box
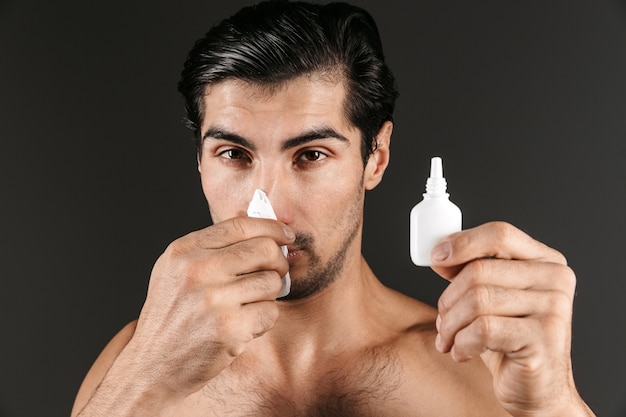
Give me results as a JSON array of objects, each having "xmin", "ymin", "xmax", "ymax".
[
  {"xmin": 297, "ymin": 150, "xmax": 328, "ymax": 163},
  {"xmin": 216, "ymin": 148, "xmax": 252, "ymax": 166},
  {"xmin": 219, "ymin": 148, "xmax": 247, "ymax": 159},
  {"xmin": 217, "ymin": 148, "xmax": 251, "ymax": 160}
]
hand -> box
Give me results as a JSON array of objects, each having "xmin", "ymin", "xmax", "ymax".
[
  {"xmin": 125, "ymin": 216, "xmax": 294, "ymax": 399},
  {"xmin": 431, "ymin": 221, "xmax": 593, "ymax": 416}
]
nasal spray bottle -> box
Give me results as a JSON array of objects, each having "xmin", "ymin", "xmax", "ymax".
[
  {"xmin": 410, "ymin": 157, "xmax": 462, "ymax": 267},
  {"xmin": 247, "ymin": 189, "xmax": 291, "ymax": 298}
]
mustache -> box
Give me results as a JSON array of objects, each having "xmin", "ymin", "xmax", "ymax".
[{"xmin": 293, "ymin": 232, "xmax": 314, "ymax": 251}]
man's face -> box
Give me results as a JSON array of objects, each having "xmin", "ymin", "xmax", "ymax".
[{"xmin": 198, "ymin": 75, "xmax": 383, "ymax": 300}]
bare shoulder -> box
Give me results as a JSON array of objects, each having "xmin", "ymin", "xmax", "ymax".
[
  {"xmin": 71, "ymin": 320, "xmax": 138, "ymax": 417},
  {"xmin": 386, "ymin": 292, "xmax": 509, "ymax": 416}
]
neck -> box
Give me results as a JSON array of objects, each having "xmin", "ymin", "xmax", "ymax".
[{"xmin": 267, "ymin": 255, "xmax": 390, "ymax": 358}]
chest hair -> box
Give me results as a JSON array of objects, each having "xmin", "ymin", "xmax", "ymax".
[{"xmin": 196, "ymin": 345, "xmax": 406, "ymax": 417}]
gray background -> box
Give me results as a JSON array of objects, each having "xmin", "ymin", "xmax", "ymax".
[{"xmin": 1, "ymin": 0, "xmax": 625, "ymax": 416}]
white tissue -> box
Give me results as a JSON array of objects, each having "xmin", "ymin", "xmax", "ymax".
[{"xmin": 246, "ymin": 189, "xmax": 291, "ymax": 298}]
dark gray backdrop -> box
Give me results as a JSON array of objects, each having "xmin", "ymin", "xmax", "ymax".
[{"xmin": 1, "ymin": 1, "xmax": 625, "ymax": 416}]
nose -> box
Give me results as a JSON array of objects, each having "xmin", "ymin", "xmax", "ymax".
[
  {"xmin": 254, "ymin": 164, "xmax": 293, "ymax": 224},
  {"xmin": 257, "ymin": 163, "xmax": 282, "ymax": 197}
]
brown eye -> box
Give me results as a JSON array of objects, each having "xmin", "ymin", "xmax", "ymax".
[
  {"xmin": 221, "ymin": 149, "xmax": 247, "ymax": 159},
  {"xmin": 216, "ymin": 148, "xmax": 252, "ymax": 166},
  {"xmin": 299, "ymin": 150, "xmax": 327, "ymax": 162}
]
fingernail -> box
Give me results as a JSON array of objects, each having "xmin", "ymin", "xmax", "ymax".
[
  {"xmin": 431, "ymin": 241, "xmax": 451, "ymax": 262},
  {"xmin": 283, "ymin": 225, "xmax": 295, "ymax": 240}
]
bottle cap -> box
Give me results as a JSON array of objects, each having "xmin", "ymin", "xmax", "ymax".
[{"xmin": 425, "ymin": 156, "xmax": 448, "ymax": 195}]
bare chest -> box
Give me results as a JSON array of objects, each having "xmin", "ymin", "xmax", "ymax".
[{"xmin": 177, "ymin": 347, "xmax": 407, "ymax": 417}]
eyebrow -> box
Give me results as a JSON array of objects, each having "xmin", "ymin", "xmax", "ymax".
[
  {"xmin": 202, "ymin": 128, "xmax": 256, "ymax": 151},
  {"xmin": 202, "ymin": 126, "xmax": 350, "ymax": 151}
]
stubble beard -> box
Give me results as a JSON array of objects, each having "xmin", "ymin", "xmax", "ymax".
[{"xmin": 279, "ymin": 193, "xmax": 363, "ymax": 301}]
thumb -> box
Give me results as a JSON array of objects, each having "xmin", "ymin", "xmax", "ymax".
[{"xmin": 430, "ymin": 240, "xmax": 464, "ymax": 281}]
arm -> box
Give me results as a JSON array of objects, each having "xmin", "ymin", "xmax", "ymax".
[
  {"xmin": 71, "ymin": 217, "xmax": 294, "ymax": 416},
  {"xmin": 71, "ymin": 321, "xmax": 178, "ymax": 417},
  {"xmin": 431, "ymin": 221, "xmax": 595, "ymax": 417},
  {"xmin": 71, "ymin": 321, "xmax": 136, "ymax": 416}
]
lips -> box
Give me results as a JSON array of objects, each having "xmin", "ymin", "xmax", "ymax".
[
  {"xmin": 286, "ymin": 234, "xmax": 313, "ymax": 261},
  {"xmin": 286, "ymin": 247, "xmax": 302, "ymax": 260}
]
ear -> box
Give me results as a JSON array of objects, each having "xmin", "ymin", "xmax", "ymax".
[
  {"xmin": 197, "ymin": 152, "xmax": 202, "ymax": 173},
  {"xmin": 364, "ymin": 121, "xmax": 393, "ymax": 190}
]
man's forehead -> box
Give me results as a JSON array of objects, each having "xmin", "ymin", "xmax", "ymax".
[{"xmin": 199, "ymin": 75, "xmax": 356, "ymax": 136}]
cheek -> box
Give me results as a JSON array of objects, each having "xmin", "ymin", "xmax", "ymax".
[
  {"xmin": 310, "ymin": 172, "xmax": 364, "ymax": 232},
  {"xmin": 200, "ymin": 165, "xmax": 252, "ymax": 223}
]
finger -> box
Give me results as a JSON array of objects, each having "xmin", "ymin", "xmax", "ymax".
[
  {"xmin": 431, "ymin": 222, "xmax": 567, "ymax": 279},
  {"xmin": 437, "ymin": 286, "xmax": 555, "ymax": 353},
  {"xmin": 192, "ymin": 216, "xmax": 295, "ymax": 250},
  {"xmin": 445, "ymin": 316, "xmax": 539, "ymax": 362},
  {"xmin": 228, "ymin": 270, "xmax": 285, "ymax": 305},
  {"xmin": 437, "ymin": 258, "xmax": 575, "ymax": 314},
  {"xmin": 240, "ymin": 300, "xmax": 280, "ymax": 339},
  {"xmin": 213, "ymin": 300, "xmax": 279, "ymax": 359},
  {"xmin": 220, "ymin": 236, "xmax": 290, "ymax": 277}
]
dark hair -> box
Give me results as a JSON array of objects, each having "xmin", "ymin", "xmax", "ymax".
[{"xmin": 178, "ymin": 1, "xmax": 398, "ymax": 164}]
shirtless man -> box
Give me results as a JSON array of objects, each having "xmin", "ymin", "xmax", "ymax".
[{"xmin": 71, "ymin": 2, "xmax": 595, "ymax": 416}]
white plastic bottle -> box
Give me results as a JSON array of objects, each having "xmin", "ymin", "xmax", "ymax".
[
  {"xmin": 247, "ymin": 189, "xmax": 291, "ymax": 298},
  {"xmin": 410, "ymin": 157, "xmax": 462, "ymax": 266}
]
